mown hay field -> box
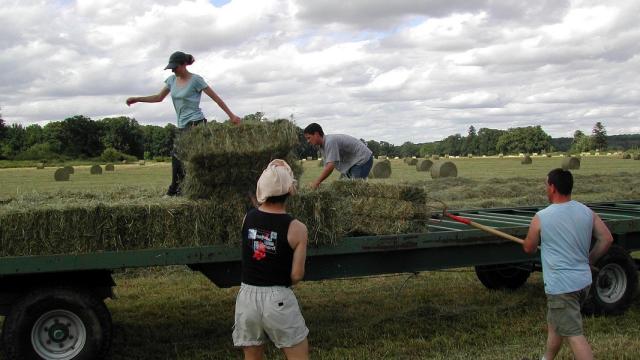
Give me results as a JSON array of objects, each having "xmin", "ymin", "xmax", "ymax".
[{"xmin": 1, "ymin": 155, "xmax": 639, "ymax": 359}]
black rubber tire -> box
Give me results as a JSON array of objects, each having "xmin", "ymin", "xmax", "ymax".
[
  {"xmin": 475, "ymin": 263, "xmax": 532, "ymax": 290},
  {"xmin": 1, "ymin": 287, "xmax": 112, "ymax": 360},
  {"xmin": 584, "ymin": 245, "xmax": 638, "ymax": 315}
]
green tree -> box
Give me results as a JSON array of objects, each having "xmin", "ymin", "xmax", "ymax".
[
  {"xmin": 366, "ymin": 140, "xmax": 381, "ymax": 157},
  {"xmin": 100, "ymin": 116, "xmax": 144, "ymax": 158},
  {"xmin": 419, "ymin": 143, "xmax": 436, "ymax": 157},
  {"xmin": 463, "ymin": 125, "xmax": 478, "ymax": 155},
  {"xmin": 435, "ymin": 133, "xmax": 463, "ymax": 156},
  {"xmin": 59, "ymin": 115, "xmax": 103, "ymax": 158},
  {"xmin": 398, "ymin": 141, "xmax": 420, "ymax": 158},
  {"xmin": 570, "ymin": 130, "xmax": 591, "ymax": 153},
  {"xmin": 592, "ymin": 122, "xmax": 607, "ymax": 151},
  {"xmin": 242, "ymin": 112, "xmax": 267, "ymax": 123},
  {"xmin": 496, "ymin": 126, "xmax": 551, "ymax": 154},
  {"xmin": 0, "ymin": 117, "xmax": 6, "ymax": 140},
  {"xmin": 24, "ymin": 124, "xmax": 45, "ymax": 148},
  {"xmin": 477, "ymin": 128, "xmax": 505, "ymax": 155}
]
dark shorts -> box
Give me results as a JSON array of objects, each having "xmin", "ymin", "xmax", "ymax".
[{"xmin": 546, "ymin": 286, "xmax": 590, "ymax": 337}]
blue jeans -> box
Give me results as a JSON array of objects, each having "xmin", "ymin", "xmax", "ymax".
[
  {"xmin": 168, "ymin": 119, "xmax": 206, "ymax": 195},
  {"xmin": 346, "ymin": 155, "xmax": 373, "ymax": 179}
]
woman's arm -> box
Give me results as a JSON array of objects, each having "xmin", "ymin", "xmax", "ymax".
[
  {"xmin": 202, "ymin": 86, "xmax": 241, "ymax": 124},
  {"xmin": 126, "ymin": 86, "xmax": 170, "ymax": 106}
]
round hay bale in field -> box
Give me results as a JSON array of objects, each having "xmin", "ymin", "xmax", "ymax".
[
  {"xmin": 306, "ymin": 156, "xmax": 312, "ymax": 161},
  {"xmin": 63, "ymin": 165, "xmax": 74, "ymax": 174},
  {"xmin": 521, "ymin": 155, "xmax": 532, "ymax": 165},
  {"xmin": 416, "ymin": 159, "xmax": 433, "ymax": 172},
  {"xmin": 139, "ymin": 160, "xmax": 145, "ymax": 166},
  {"xmin": 468, "ymin": 154, "xmax": 473, "ymax": 158},
  {"xmin": 371, "ymin": 160, "xmax": 392, "ymax": 179},
  {"xmin": 431, "ymin": 155, "xmax": 440, "ymax": 160},
  {"xmin": 561, "ymin": 156, "xmax": 581, "ymax": 170},
  {"xmin": 622, "ymin": 153, "xmax": 631, "ymax": 159},
  {"xmin": 36, "ymin": 163, "xmax": 45, "ymax": 169},
  {"xmin": 105, "ymin": 163, "xmax": 115, "ymax": 171},
  {"xmin": 54, "ymin": 168, "xmax": 69, "ymax": 181},
  {"xmin": 90, "ymin": 164, "xmax": 103, "ymax": 175},
  {"xmin": 546, "ymin": 153, "xmax": 552, "ymax": 158},
  {"xmin": 406, "ymin": 158, "xmax": 418, "ymax": 166},
  {"xmin": 634, "ymin": 154, "xmax": 640, "ymax": 160},
  {"xmin": 122, "ymin": 159, "xmax": 128, "ymax": 164},
  {"xmin": 430, "ymin": 161, "xmax": 457, "ymax": 179}
]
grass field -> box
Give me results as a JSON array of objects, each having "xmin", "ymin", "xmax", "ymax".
[{"xmin": 1, "ymin": 155, "xmax": 639, "ymax": 359}]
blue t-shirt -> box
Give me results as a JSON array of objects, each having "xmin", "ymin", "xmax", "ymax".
[
  {"xmin": 164, "ymin": 74, "xmax": 208, "ymax": 128},
  {"xmin": 537, "ymin": 200, "xmax": 593, "ymax": 295}
]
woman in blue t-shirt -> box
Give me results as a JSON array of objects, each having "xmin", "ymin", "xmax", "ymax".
[{"xmin": 126, "ymin": 51, "xmax": 241, "ymax": 196}]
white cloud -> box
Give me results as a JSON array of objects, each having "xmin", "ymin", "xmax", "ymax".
[{"xmin": 1, "ymin": 0, "xmax": 639, "ymax": 144}]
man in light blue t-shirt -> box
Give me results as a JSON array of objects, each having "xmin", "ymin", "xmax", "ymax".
[
  {"xmin": 303, "ymin": 123, "xmax": 373, "ymax": 189},
  {"xmin": 126, "ymin": 51, "xmax": 241, "ymax": 196},
  {"xmin": 523, "ymin": 168, "xmax": 613, "ymax": 360}
]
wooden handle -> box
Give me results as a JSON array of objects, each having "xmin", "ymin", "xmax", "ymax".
[{"xmin": 446, "ymin": 213, "xmax": 525, "ymax": 245}]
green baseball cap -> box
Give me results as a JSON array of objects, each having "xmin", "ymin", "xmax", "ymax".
[{"xmin": 164, "ymin": 51, "xmax": 188, "ymax": 70}]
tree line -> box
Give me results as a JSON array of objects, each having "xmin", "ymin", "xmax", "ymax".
[{"xmin": 0, "ymin": 112, "xmax": 637, "ymax": 162}]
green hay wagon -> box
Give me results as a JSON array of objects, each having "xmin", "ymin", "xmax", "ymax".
[{"xmin": 1, "ymin": 201, "xmax": 639, "ymax": 360}]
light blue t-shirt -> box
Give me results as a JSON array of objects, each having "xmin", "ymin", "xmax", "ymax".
[
  {"xmin": 537, "ymin": 200, "xmax": 593, "ymax": 295},
  {"xmin": 164, "ymin": 74, "xmax": 208, "ymax": 128}
]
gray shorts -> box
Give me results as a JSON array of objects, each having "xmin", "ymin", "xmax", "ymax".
[
  {"xmin": 233, "ymin": 283, "xmax": 309, "ymax": 348},
  {"xmin": 546, "ymin": 286, "xmax": 590, "ymax": 337}
]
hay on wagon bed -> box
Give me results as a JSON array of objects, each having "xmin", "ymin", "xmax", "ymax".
[
  {"xmin": 54, "ymin": 168, "xmax": 70, "ymax": 181},
  {"xmin": 90, "ymin": 165, "xmax": 102, "ymax": 174},
  {"xmin": 431, "ymin": 161, "xmax": 458, "ymax": 179},
  {"xmin": 0, "ymin": 180, "xmax": 431, "ymax": 256},
  {"xmin": 175, "ymin": 119, "xmax": 301, "ymax": 199},
  {"xmin": 416, "ymin": 159, "xmax": 433, "ymax": 172},
  {"xmin": 105, "ymin": 163, "xmax": 115, "ymax": 171},
  {"xmin": 370, "ymin": 159, "xmax": 391, "ymax": 179},
  {"xmin": 521, "ymin": 155, "xmax": 532, "ymax": 165},
  {"xmin": 63, "ymin": 165, "xmax": 74, "ymax": 174},
  {"xmin": 562, "ymin": 156, "xmax": 581, "ymax": 170}
]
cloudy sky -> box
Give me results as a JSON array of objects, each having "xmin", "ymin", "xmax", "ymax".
[{"xmin": 1, "ymin": 0, "xmax": 639, "ymax": 144}]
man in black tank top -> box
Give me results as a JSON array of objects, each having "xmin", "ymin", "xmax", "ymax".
[{"xmin": 233, "ymin": 159, "xmax": 309, "ymax": 360}]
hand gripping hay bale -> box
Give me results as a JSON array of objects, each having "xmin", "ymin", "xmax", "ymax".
[
  {"xmin": 521, "ymin": 155, "xmax": 532, "ymax": 165},
  {"xmin": 90, "ymin": 165, "xmax": 103, "ymax": 175},
  {"xmin": 175, "ymin": 119, "xmax": 300, "ymax": 199},
  {"xmin": 371, "ymin": 159, "xmax": 391, "ymax": 179},
  {"xmin": 54, "ymin": 168, "xmax": 70, "ymax": 181},
  {"xmin": 416, "ymin": 159, "xmax": 433, "ymax": 172},
  {"xmin": 105, "ymin": 163, "xmax": 115, "ymax": 171},
  {"xmin": 430, "ymin": 161, "xmax": 458, "ymax": 179},
  {"xmin": 63, "ymin": 165, "xmax": 74, "ymax": 174},
  {"xmin": 561, "ymin": 156, "xmax": 581, "ymax": 170}
]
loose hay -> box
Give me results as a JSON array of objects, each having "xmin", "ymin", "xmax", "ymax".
[
  {"xmin": 90, "ymin": 165, "xmax": 103, "ymax": 175},
  {"xmin": 371, "ymin": 159, "xmax": 391, "ymax": 179},
  {"xmin": 105, "ymin": 164, "xmax": 115, "ymax": 171},
  {"xmin": 63, "ymin": 165, "xmax": 74, "ymax": 174},
  {"xmin": 54, "ymin": 168, "xmax": 70, "ymax": 181},
  {"xmin": 521, "ymin": 155, "xmax": 532, "ymax": 165},
  {"xmin": 416, "ymin": 159, "xmax": 433, "ymax": 172},
  {"xmin": 431, "ymin": 161, "xmax": 458, "ymax": 179},
  {"xmin": 562, "ymin": 156, "xmax": 581, "ymax": 170}
]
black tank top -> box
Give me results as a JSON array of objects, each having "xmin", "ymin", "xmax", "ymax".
[{"xmin": 241, "ymin": 208, "xmax": 295, "ymax": 286}]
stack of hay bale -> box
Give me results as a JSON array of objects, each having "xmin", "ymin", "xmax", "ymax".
[{"xmin": 1, "ymin": 120, "xmax": 432, "ymax": 257}]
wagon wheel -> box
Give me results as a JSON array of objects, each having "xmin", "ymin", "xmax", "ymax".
[
  {"xmin": 2, "ymin": 287, "xmax": 112, "ymax": 360},
  {"xmin": 583, "ymin": 245, "xmax": 638, "ymax": 315}
]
